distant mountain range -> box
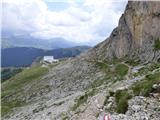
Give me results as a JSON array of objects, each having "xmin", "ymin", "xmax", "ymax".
[
  {"xmin": 1, "ymin": 39, "xmax": 13, "ymax": 48},
  {"xmin": 1, "ymin": 46, "xmax": 91, "ymax": 67},
  {"xmin": 1, "ymin": 35, "xmax": 90, "ymax": 49}
]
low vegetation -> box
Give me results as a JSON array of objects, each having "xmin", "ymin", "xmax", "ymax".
[
  {"xmin": 96, "ymin": 58, "xmax": 121, "ymax": 70},
  {"xmin": 113, "ymin": 71, "xmax": 160, "ymax": 114},
  {"xmin": 136, "ymin": 62, "xmax": 160, "ymax": 76},
  {"xmin": 75, "ymin": 95, "xmax": 87, "ymax": 108},
  {"xmin": 1, "ymin": 64, "xmax": 49, "ymax": 116},
  {"xmin": 2, "ymin": 65, "xmax": 48, "ymax": 96},
  {"xmin": 72, "ymin": 93, "xmax": 88, "ymax": 111},
  {"xmin": 115, "ymin": 90, "xmax": 131, "ymax": 113},
  {"xmin": 2, "ymin": 100, "xmax": 25, "ymax": 117},
  {"xmin": 95, "ymin": 59, "xmax": 160, "ymax": 115},
  {"xmin": 61, "ymin": 113, "xmax": 70, "ymax": 120},
  {"xmin": 154, "ymin": 38, "xmax": 160, "ymax": 50},
  {"xmin": 115, "ymin": 64, "xmax": 129, "ymax": 77},
  {"xmin": 96, "ymin": 61, "xmax": 109, "ymax": 72},
  {"xmin": 125, "ymin": 59, "xmax": 140, "ymax": 66},
  {"xmin": 106, "ymin": 58, "xmax": 122, "ymax": 65},
  {"xmin": 1, "ymin": 68, "xmax": 23, "ymax": 82},
  {"xmin": 62, "ymin": 116, "xmax": 69, "ymax": 120},
  {"xmin": 96, "ymin": 61, "xmax": 129, "ymax": 82},
  {"xmin": 132, "ymin": 72, "xmax": 160, "ymax": 97},
  {"xmin": 91, "ymin": 78, "xmax": 109, "ymax": 88},
  {"xmin": 114, "ymin": 71, "xmax": 160, "ymax": 114},
  {"xmin": 72, "ymin": 89, "xmax": 96, "ymax": 111}
]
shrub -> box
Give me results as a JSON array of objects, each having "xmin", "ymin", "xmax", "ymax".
[
  {"xmin": 132, "ymin": 72, "xmax": 160, "ymax": 97},
  {"xmin": 72, "ymin": 93, "xmax": 88, "ymax": 111},
  {"xmin": 116, "ymin": 97, "xmax": 129, "ymax": 113},
  {"xmin": 109, "ymin": 91, "xmax": 115, "ymax": 96},
  {"xmin": 133, "ymin": 80, "xmax": 153, "ymax": 96},
  {"xmin": 72, "ymin": 88, "xmax": 96, "ymax": 111},
  {"xmin": 154, "ymin": 38, "xmax": 160, "ymax": 50},
  {"xmin": 115, "ymin": 90, "xmax": 131, "ymax": 113},
  {"xmin": 103, "ymin": 96, "xmax": 109, "ymax": 106}
]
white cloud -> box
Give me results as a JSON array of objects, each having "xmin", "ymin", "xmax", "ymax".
[{"xmin": 2, "ymin": 0, "xmax": 127, "ymax": 44}]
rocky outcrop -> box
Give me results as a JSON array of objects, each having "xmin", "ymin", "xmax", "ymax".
[
  {"xmin": 89, "ymin": 1, "xmax": 160, "ymax": 62},
  {"xmin": 109, "ymin": 96, "xmax": 160, "ymax": 120}
]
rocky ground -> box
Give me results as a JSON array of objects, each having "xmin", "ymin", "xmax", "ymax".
[{"xmin": 2, "ymin": 61, "xmax": 160, "ymax": 120}]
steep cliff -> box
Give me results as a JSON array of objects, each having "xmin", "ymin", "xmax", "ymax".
[{"xmin": 89, "ymin": 1, "xmax": 160, "ymax": 62}]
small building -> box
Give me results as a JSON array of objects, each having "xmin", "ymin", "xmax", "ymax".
[{"xmin": 43, "ymin": 56, "xmax": 59, "ymax": 63}]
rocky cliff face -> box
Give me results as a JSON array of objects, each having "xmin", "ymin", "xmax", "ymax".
[{"xmin": 89, "ymin": 1, "xmax": 160, "ymax": 62}]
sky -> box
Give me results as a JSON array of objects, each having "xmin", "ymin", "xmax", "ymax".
[{"xmin": 2, "ymin": 0, "xmax": 127, "ymax": 45}]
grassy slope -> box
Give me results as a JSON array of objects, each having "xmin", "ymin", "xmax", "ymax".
[
  {"xmin": 1, "ymin": 64, "xmax": 49, "ymax": 116},
  {"xmin": 1, "ymin": 68, "xmax": 24, "ymax": 82}
]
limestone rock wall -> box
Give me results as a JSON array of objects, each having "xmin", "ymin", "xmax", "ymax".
[{"xmin": 90, "ymin": 1, "xmax": 160, "ymax": 62}]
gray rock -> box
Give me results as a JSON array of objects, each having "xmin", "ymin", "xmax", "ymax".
[{"xmin": 87, "ymin": 1, "xmax": 160, "ymax": 62}]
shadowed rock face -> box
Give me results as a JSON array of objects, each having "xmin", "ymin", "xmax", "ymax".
[{"xmin": 89, "ymin": 1, "xmax": 160, "ymax": 62}]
